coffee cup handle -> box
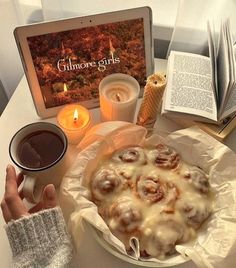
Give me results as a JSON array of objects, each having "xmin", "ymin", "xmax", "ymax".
[{"xmin": 22, "ymin": 175, "xmax": 43, "ymax": 204}]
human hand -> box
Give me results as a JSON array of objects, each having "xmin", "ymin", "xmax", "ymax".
[{"xmin": 1, "ymin": 165, "xmax": 57, "ymax": 223}]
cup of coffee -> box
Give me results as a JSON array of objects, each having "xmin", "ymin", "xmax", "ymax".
[{"xmin": 9, "ymin": 122, "xmax": 68, "ymax": 203}]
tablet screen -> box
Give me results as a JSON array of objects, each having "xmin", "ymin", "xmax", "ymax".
[{"xmin": 27, "ymin": 18, "xmax": 146, "ymax": 109}]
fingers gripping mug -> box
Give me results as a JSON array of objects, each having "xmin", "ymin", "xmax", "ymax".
[{"xmin": 9, "ymin": 122, "xmax": 68, "ymax": 203}]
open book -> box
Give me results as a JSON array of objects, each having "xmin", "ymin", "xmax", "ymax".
[{"xmin": 162, "ymin": 19, "xmax": 236, "ymax": 124}]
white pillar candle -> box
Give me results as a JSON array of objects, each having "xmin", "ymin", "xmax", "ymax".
[{"xmin": 99, "ymin": 73, "xmax": 140, "ymax": 122}]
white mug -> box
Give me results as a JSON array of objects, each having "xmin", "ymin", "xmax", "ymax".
[{"xmin": 9, "ymin": 122, "xmax": 68, "ymax": 203}]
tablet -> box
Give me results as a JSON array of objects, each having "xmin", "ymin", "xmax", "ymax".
[{"xmin": 14, "ymin": 6, "xmax": 154, "ymax": 118}]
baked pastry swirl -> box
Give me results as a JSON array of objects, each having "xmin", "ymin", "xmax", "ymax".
[
  {"xmin": 148, "ymin": 143, "xmax": 180, "ymax": 169},
  {"xmin": 89, "ymin": 143, "xmax": 213, "ymax": 259},
  {"xmin": 135, "ymin": 175, "xmax": 165, "ymax": 203},
  {"xmin": 111, "ymin": 146, "xmax": 147, "ymax": 165},
  {"xmin": 177, "ymin": 194, "xmax": 212, "ymax": 229},
  {"xmin": 183, "ymin": 166, "xmax": 210, "ymax": 193},
  {"xmin": 91, "ymin": 169, "xmax": 123, "ymax": 201},
  {"xmin": 108, "ymin": 197, "xmax": 143, "ymax": 233},
  {"xmin": 141, "ymin": 219, "xmax": 185, "ymax": 258}
]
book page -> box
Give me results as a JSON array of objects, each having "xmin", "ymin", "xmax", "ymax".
[
  {"xmin": 226, "ymin": 20, "xmax": 235, "ymax": 83},
  {"xmin": 207, "ymin": 21, "xmax": 218, "ymax": 104},
  {"xmin": 219, "ymin": 19, "xmax": 236, "ymax": 120},
  {"xmin": 164, "ymin": 51, "xmax": 218, "ymax": 121},
  {"xmin": 217, "ymin": 21, "xmax": 231, "ymax": 115},
  {"xmin": 221, "ymin": 90, "xmax": 236, "ymax": 119}
]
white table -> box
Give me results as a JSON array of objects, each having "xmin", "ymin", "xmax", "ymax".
[{"xmin": 0, "ymin": 59, "xmax": 236, "ymax": 268}]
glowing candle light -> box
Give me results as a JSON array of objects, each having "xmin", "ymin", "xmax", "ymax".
[
  {"xmin": 64, "ymin": 83, "xmax": 68, "ymax": 93},
  {"xmin": 57, "ymin": 104, "xmax": 91, "ymax": 144},
  {"xmin": 109, "ymin": 38, "xmax": 115, "ymax": 60},
  {"xmin": 61, "ymin": 42, "xmax": 65, "ymax": 56}
]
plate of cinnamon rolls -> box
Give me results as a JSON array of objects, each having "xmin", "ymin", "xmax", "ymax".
[
  {"xmin": 88, "ymin": 143, "xmax": 214, "ymax": 261},
  {"xmin": 60, "ymin": 122, "xmax": 236, "ymax": 267}
]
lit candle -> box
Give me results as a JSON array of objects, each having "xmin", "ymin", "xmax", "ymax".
[
  {"xmin": 109, "ymin": 37, "xmax": 115, "ymax": 60},
  {"xmin": 63, "ymin": 83, "xmax": 68, "ymax": 96},
  {"xmin": 57, "ymin": 104, "xmax": 91, "ymax": 144},
  {"xmin": 99, "ymin": 73, "xmax": 140, "ymax": 122}
]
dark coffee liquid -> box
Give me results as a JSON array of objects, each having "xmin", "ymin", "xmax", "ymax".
[{"xmin": 17, "ymin": 130, "xmax": 64, "ymax": 168}]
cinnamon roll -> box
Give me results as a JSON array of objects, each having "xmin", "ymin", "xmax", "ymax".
[
  {"xmin": 108, "ymin": 197, "xmax": 142, "ymax": 233},
  {"xmin": 111, "ymin": 146, "xmax": 147, "ymax": 165},
  {"xmin": 141, "ymin": 220, "xmax": 184, "ymax": 258},
  {"xmin": 148, "ymin": 144, "xmax": 180, "ymax": 169},
  {"xmin": 136, "ymin": 175, "xmax": 180, "ymax": 210},
  {"xmin": 178, "ymin": 197, "xmax": 211, "ymax": 229},
  {"xmin": 184, "ymin": 166, "xmax": 210, "ymax": 193},
  {"xmin": 135, "ymin": 175, "xmax": 166, "ymax": 204},
  {"xmin": 91, "ymin": 169, "xmax": 123, "ymax": 201}
]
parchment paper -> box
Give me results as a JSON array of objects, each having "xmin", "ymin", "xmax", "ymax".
[{"xmin": 60, "ymin": 122, "xmax": 236, "ymax": 268}]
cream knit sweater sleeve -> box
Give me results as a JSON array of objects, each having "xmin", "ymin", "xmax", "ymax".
[{"xmin": 5, "ymin": 207, "xmax": 73, "ymax": 268}]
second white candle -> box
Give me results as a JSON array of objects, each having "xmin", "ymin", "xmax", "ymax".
[{"xmin": 99, "ymin": 73, "xmax": 140, "ymax": 122}]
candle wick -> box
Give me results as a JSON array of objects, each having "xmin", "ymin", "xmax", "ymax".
[{"xmin": 115, "ymin": 93, "xmax": 121, "ymax": 102}]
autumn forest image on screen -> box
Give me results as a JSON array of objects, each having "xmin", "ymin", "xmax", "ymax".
[{"xmin": 27, "ymin": 18, "xmax": 146, "ymax": 108}]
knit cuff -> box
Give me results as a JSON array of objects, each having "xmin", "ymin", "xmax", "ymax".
[{"xmin": 5, "ymin": 207, "xmax": 73, "ymax": 266}]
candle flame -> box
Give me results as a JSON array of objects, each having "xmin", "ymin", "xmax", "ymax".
[
  {"xmin": 64, "ymin": 83, "xmax": 68, "ymax": 92},
  {"xmin": 109, "ymin": 38, "xmax": 115, "ymax": 56},
  {"xmin": 61, "ymin": 42, "xmax": 65, "ymax": 56},
  {"xmin": 73, "ymin": 108, "xmax": 79, "ymax": 122}
]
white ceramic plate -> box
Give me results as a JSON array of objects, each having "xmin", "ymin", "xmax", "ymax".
[{"xmin": 87, "ymin": 223, "xmax": 189, "ymax": 267}]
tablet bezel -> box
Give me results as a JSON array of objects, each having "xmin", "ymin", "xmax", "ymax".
[{"xmin": 14, "ymin": 6, "xmax": 154, "ymax": 118}]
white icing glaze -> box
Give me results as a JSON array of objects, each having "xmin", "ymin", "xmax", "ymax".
[
  {"xmin": 90, "ymin": 143, "xmax": 214, "ymax": 259},
  {"xmin": 141, "ymin": 220, "xmax": 184, "ymax": 259}
]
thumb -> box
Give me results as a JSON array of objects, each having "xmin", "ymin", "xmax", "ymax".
[{"xmin": 42, "ymin": 184, "xmax": 57, "ymax": 209}]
